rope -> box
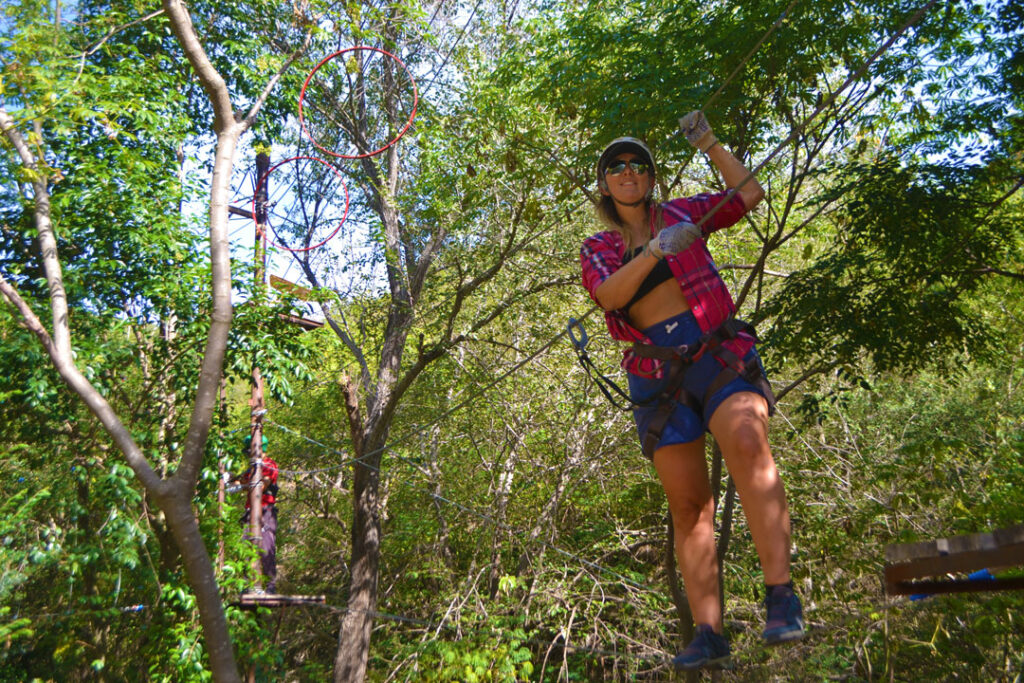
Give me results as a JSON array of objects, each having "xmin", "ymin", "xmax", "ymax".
[
  {"xmin": 702, "ymin": 0, "xmax": 802, "ymax": 113},
  {"xmin": 311, "ymin": 601, "xmax": 671, "ymax": 663},
  {"xmin": 219, "ymin": 5, "xmax": 946, "ymax": 675},
  {"xmin": 682, "ymin": 0, "xmax": 944, "ymax": 236},
  {"xmin": 272, "ymin": 302, "xmax": 601, "ymax": 479},
  {"xmin": 418, "ymin": 0, "xmax": 487, "ymax": 102},
  {"xmin": 260, "ymin": 0, "xmax": 943, "ymax": 601}
]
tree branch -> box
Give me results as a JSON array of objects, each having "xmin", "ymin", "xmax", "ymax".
[
  {"xmin": 161, "ymin": 0, "xmax": 235, "ymax": 130},
  {"xmin": 241, "ymin": 31, "xmax": 314, "ymax": 128},
  {"xmin": 1, "ymin": 107, "xmax": 165, "ymax": 492}
]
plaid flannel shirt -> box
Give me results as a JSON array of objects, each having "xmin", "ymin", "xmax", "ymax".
[{"xmin": 580, "ymin": 191, "xmax": 754, "ymax": 378}]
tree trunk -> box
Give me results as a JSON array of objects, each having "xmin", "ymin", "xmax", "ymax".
[
  {"xmin": 426, "ymin": 424, "xmax": 454, "ymax": 568},
  {"xmin": 333, "ymin": 445, "xmax": 383, "ymax": 683},
  {"xmin": 159, "ymin": 490, "xmax": 241, "ymax": 682}
]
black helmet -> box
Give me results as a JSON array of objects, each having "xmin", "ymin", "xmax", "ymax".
[{"xmin": 597, "ymin": 137, "xmax": 656, "ymax": 191}]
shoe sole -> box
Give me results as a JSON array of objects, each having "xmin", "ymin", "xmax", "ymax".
[
  {"xmin": 676, "ymin": 655, "xmax": 732, "ymax": 671},
  {"xmin": 763, "ymin": 628, "xmax": 805, "ymax": 645}
]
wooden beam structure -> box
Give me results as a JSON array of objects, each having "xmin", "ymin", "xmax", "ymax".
[
  {"xmin": 235, "ymin": 593, "xmax": 327, "ymax": 610},
  {"xmin": 884, "ymin": 524, "xmax": 1024, "ymax": 596}
]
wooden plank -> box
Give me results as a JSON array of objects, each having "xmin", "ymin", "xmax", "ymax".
[
  {"xmin": 235, "ymin": 594, "xmax": 326, "ymax": 609},
  {"xmin": 885, "ymin": 542, "xmax": 1024, "ymax": 586},
  {"xmin": 276, "ymin": 312, "xmax": 323, "ymax": 331},
  {"xmin": 993, "ymin": 526, "xmax": 1024, "ymax": 547},
  {"xmin": 884, "ymin": 524, "xmax": 1024, "ymax": 564},
  {"xmin": 888, "ymin": 576, "xmax": 1024, "ymax": 596},
  {"xmin": 270, "ymin": 275, "xmax": 313, "ymax": 301},
  {"xmin": 883, "ymin": 525, "xmax": 1024, "ymax": 595}
]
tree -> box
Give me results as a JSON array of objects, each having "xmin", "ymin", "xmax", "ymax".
[{"xmin": 0, "ymin": 0, "xmax": 312, "ymax": 678}]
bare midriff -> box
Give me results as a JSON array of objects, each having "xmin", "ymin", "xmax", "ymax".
[{"xmin": 626, "ymin": 277, "xmax": 691, "ymax": 332}]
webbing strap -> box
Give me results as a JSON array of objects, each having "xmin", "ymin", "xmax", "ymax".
[
  {"xmin": 641, "ymin": 357, "xmax": 702, "ymax": 460},
  {"xmin": 634, "ymin": 318, "xmax": 774, "ymax": 459}
]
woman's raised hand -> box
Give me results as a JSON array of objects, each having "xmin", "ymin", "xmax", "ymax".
[{"xmin": 679, "ymin": 111, "xmax": 718, "ymax": 153}]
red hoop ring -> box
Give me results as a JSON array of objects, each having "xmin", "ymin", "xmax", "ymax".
[
  {"xmin": 252, "ymin": 156, "xmax": 351, "ymax": 253},
  {"xmin": 298, "ymin": 46, "xmax": 419, "ymax": 159}
]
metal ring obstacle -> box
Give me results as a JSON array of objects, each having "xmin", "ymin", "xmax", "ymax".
[
  {"xmin": 298, "ymin": 45, "xmax": 419, "ymax": 160},
  {"xmin": 252, "ymin": 155, "xmax": 351, "ymax": 254}
]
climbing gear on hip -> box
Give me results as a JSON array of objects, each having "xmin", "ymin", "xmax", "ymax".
[
  {"xmin": 568, "ymin": 317, "xmax": 645, "ymax": 411},
  {"xmin": 632, "ymin": 317, "xmax": 775, "ymax": 459},
  {"xmin": 568, "ymin": 316, "xmax": 775, "ymax": 459}
]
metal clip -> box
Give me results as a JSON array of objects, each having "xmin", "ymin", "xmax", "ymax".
[{"xmin": 567, "ymin": 318, "xmax": 588, "ymax": 352}]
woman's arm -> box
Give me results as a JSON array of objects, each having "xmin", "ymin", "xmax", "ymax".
[
  {"xmin": 680, "ymin": 110, "xmax": 765, "ymax": 211},
  {"xmin": 593, "ymin": 249, "xmax": 660, "ymax": 311},
  {"xmin": 706, "ymin": 143, "xmax": 764, "ymax": 211}
]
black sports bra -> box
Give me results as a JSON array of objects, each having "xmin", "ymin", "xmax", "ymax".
[{"xmin": 621, "ymin": 246, "xmax": 674, "ymax": 312}]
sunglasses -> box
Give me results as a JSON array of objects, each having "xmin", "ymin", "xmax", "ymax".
[{"xmin": 604, "ymin": 159, "xmax": 650, "ymax": 176}]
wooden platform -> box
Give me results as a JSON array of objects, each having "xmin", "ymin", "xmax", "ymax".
[
  {"xmin": 884, "ymin": 524, "xmax": 1024, "ymax": 596},
  {"xmin": 234, "ymin": 593, "xmax": 327, "ymax": 609}
]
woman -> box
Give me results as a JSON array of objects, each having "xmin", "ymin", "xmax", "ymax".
[{"xmin": 579, "ymin": 112, "xmax": 803, "ymax": 671}]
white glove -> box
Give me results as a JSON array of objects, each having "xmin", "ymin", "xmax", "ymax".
[
  {"xmin": 648, "ymin": 221, "xmax": 701, "ymax": 258},
  {"xmin": 679, "ymin": 111, "xmax": 718, "ymax": 153}
]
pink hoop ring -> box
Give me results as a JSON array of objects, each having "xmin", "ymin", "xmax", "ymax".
[
  {"xmin": 298, "ymin": 46, "xmax": 419, "ymax": 159},
  {"xmin": 252, "ymin": 156, "xmax": 350, "ymax": 253}
]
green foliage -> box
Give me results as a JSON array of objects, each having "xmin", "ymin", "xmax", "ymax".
[
  {"xmin": 763, "ymin": 155, "xmax": 1018, "ymax": 377},
  {"xmin": 405, "ymin": 616, "xmax": 534, "ymax": 683},
  {"xmin": 2, "ymin": 0, "xmax": 1023, "ymax": 680}
]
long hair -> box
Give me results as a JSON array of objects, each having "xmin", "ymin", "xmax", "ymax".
[{"xmin": 595, "ymin": 194, "xmax": 665, "ymax": 251}]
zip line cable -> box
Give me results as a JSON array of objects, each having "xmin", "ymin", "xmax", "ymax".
[
  {"xmin": 269, "ymin": 409, "xmax": 656, "ymax": 592},
  {"xmin": 18, "ymin": 587, "xmax": 921, "ymax": 671},
  {"xmin": 312, "ymin": 601, "xmax": 673, "ymax": 663},
  {"xmin": 702, "ymin": 0, "xmax": 801, "ymax": 113},
  {"xmin": 270, "ymin": 0, "xmax": 798, "ymax": 334},
  {"xmin": 215, "ymin": 1, "xmax": 945, "ymax": 668},
  {"xmin": 14, "ymin": 586, "xmax": 962, "ymax": 675},
  {"xmin": 269, "ymin": 300, "xmax": 600, "ymax": 481},
  {"xmin": 418, "ymin": 0, "xmax": 487, "ymax": 102},
  {"xmin": 275, "ymin": 0, "xmax": 815, "ymax": 479},
  {"xmin": 678, "ymin": 0, "xmax": 944, "ymax": 236},
  {"xmin": 569, "ymin": 0, "xmax": 943, "ymax": 414}
]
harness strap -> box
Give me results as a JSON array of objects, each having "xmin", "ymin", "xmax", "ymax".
[
  {"xmin": 641, "ymin": 356, "xmax": 703, "ymax": 459},
  {"xmin": 632, "ymin": 318, "xmax": 775, "ymax": 460}
]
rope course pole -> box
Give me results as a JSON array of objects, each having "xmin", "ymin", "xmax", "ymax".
[{"xmin": 247, "ymin": 152, "xmax": 271, "ymax": 592}]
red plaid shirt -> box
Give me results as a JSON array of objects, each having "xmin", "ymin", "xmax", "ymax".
[{"xmin": 580, "ymin": 191, "xmax": 754, "ymax": 378}]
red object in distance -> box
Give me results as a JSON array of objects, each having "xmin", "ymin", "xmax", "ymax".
[{"xmin": 252, "ymin": 156, "xmax": 350, "ymax": 253}]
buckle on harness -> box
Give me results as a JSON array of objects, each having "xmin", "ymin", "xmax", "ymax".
[{"xmin": 567, "ymin": 318, "xmax": 588, "ymax": 352}]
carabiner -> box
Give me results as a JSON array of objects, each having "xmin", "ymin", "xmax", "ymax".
[{"xmin": 566, "ymin": 317, "xmax": 588, "ymax": 351}]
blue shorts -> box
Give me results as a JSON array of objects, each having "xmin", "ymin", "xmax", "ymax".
[{"xmin": 628, "ymin": 310, "xmax": 769, "ymax": 450}]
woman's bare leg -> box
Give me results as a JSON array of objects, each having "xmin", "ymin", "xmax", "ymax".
[
  {"xmin": 652, "ymin": 437, "xmax": 723, "ymax": 631},
  {"xmin": 708, "ymin": 391, "xmax": 791, "ymax": 585}
]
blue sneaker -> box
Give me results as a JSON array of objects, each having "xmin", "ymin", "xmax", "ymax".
[
  {"xmin": 672, "ymin": 624, "xmax": 731, "ymax": 671},
  {"xmin": 762, "ymin": 583, "xmax": 805, "ymax": 644}
]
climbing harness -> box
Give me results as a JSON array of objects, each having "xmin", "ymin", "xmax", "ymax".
[{"xmin": 568, "ymin": 317, "xmax": 775, "ymax": 459}]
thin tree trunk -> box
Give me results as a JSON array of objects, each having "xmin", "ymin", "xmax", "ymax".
[{"xmin": 159, "ymin": 490, "xmax": 240, "ymax": 681}]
